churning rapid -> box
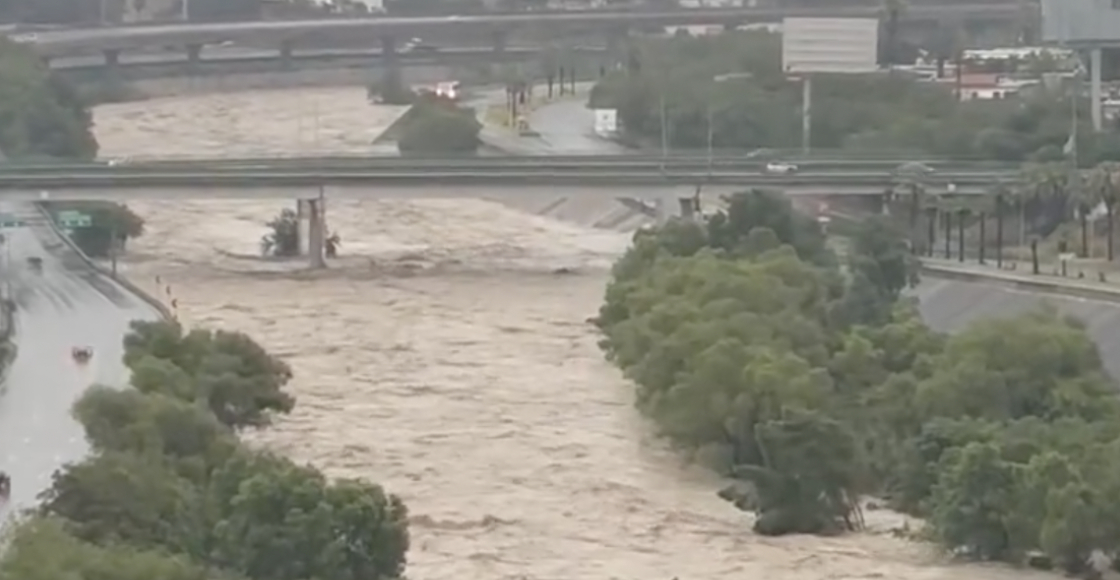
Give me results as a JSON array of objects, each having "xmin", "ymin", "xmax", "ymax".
[{"xmin": 93, "ymin": 87, "xmax": 1060, "ymax": 580}]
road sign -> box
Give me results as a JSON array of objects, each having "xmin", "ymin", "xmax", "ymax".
[
  {"xmin": 0, "ymin": 214, "xmax": 25, "ymax": 229},
  {"xmin": 55, "ymin": 210, "xmax": 91, "ymax": 228}
]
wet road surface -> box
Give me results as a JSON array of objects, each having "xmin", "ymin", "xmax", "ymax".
[{"xmin": 0, "ymin": 201, "xmax": 161, "ymax": 514}]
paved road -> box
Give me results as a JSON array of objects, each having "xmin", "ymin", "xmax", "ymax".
[
  {"xmin": 527, "ymin": 99, "xmax": 630, "ymax": 155},
  {"xmin": 0, "ymin": 202, "xmax": 160, "ymax": 514},
  {"xmin": 914, "ymin": 277, "xmax": 1120, "ymax": 376}
]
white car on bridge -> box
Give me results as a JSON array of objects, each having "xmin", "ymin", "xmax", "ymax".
[{"xmin": 764, "ymin": 161, "xmax": 799, "ymax": 175}]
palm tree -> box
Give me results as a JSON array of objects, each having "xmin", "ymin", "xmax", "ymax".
[
  {"xmin": 1068, "ymin": 170, "xmax": 1094, "ymax": 258},
  {"xmin": 1088, "ymin": 161, "xmax": 1120, "ymax": 260},
  {"xmin": 538, "ymin": 45, "xmax": 559, "ymax": 99},
  {"xmin": 956, "ymin": 205, "xmax": 970, "ymax": 262},
  {"xmin": 893, "ymin": 161, "xmax": 932, "ymax": 253},
  {"xmin": 1018, "ymin": 162, "xmax": 1070, "ymax": 247},
  {"xmin": 987, "ymin": 179, "xmax": 1013, "ymax": 268}
]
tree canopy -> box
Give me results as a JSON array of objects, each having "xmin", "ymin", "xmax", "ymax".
[
  {"xmin": 0, "ymin": 320, "xmax": 410, "ymax": 580},
  {"xmin": 0, "ymin": 38, "xmax": 97, "ymax": 160},
  {"xmin": 589, "ymin": 31, "xmax": 1120, "ymax": 163},
  {"xmin": 397, "ymin": 93, "xmax": 482, "ymax": 156},
  {"xmin": 598, "ymin": 188, "xmax": 1120, "ymax": 570}
]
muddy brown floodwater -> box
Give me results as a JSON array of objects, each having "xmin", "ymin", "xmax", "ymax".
[{"xmin": 94, "ymin": 88, "xmax": 1064, "ymax": 580}]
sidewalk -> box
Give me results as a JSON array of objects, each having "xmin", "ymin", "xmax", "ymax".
[{"xmin": 472, "ymin": 84, "xmax": 620, "ymax": 155}]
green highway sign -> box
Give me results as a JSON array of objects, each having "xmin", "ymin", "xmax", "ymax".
[
  {"xmin": 0, "ymin": 214, "xmax": 25, "ymax": 229},
  {"xmin": 55, "ymin": 210, "xmax": 91, "ymax": 228}
]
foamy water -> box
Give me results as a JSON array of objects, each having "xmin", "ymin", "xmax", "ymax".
[{"xmin": 93, "ymin": 88, "xmax": 1065, "ymax": 580}]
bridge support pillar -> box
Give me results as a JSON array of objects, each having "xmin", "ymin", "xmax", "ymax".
[
  {"xmin": 104, "ymin": 49, "xmax": 119, "ymax": 70},
  {"xmin": 306, "ymin": 196, "xmax": 327, "ymax": 269},
  {"xmin": 1091, "ymin": 47, "xmax": 1104, "ymax": 132},
  {"xmin": 280, "ymin": 40, "xmax": 294, "ymax": 71},
  {"xmin": 186, "ymin": 43, "xmax": 201, "ymax": 74},
  {"xmin": 296, "ymin": 199, "xmax": 310, "ymax": 255},
  {"xmin": 492, "ymin": 30, "xmax": 507, "ymax": 55},
  {"xmin": 380, "ymin": 35, "xmax": 399, "ymax": 84},
  {"xmin": 678, "ymin": 197, "xmax": 698, "ymax": 221},
  {"xmin": 653, "ymin": 193, "xmax": 678, "ymax": 225}
]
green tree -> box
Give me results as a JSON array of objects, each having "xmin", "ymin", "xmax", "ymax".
[
  {"xmin": 209, "ymin": 450, "xmax": 410, "ymax": 580},
  {"xmin": 0, "ymin": 517, "xmax": 247, "ymax": 580},
  {"xmin": 397, "ymin": 95, "xmax": 481, "ymax": 156},
  {"xmin": 123, "ymin": 320, "xmax": 295, "ymax": 429},
  {"xmin": 0, "ymin": 38, "xmax": 97, "ymax": 159}
]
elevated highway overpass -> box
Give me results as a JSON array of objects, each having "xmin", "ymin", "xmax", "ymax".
[
  {"xmin": 48, "ymin": 46, "xmax": 608, "ymax": 79},
  {"xmin": 14, "ymin": 2, "xmax": 1030, "ymax": 64},
  {"xmin": 0, "ymin": 159, "xmax": 1017, "ymax": 200}
]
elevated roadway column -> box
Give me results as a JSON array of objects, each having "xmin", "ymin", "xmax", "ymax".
[
  {"xmin": 1091, "ymin": 47, "xmax": 1103, "ymax": 132},
  {"xmin": 103, "ymin": 49, "xmax": 119, "ymax": 72},
  {"xmin": 492, "ymin": 30, "xmax": 507, "ymax": 55},
  {"xmin": 280, "ymin": 40, "xmax": 294, "ymax": 71},
  {"xmin": 296, "ymin": 199, "xmax": 310, "ymax": 255},
  {"xmin": 381, "ymin": 35, "xmax": 399, "ymax": 84},
  {"xmin": 307, "ymin": 197, "xmax": 326, "ymax": 269},
  {"xmin": 186, "ymin": 44, "xmax": 202, "ymax": 75}
]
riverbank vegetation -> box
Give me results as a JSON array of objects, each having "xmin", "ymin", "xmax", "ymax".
[
  {"xmin": 398, "ymin": 92, "xmax": 481, "ymax": 155},
  {"xmin": 589, "ymin": 32, "xmax": 1120, "ymax": 164},
  {"xmin": 0, "ymin": 320, "xmax": 410, "ymax": 580},
  {"xmin": 0, "ymin": 38, "xmax": 97, "ymax": 160},
  {"xmin": 597, "ymin": 189, "xmax": 1120, "ymax": 570}
]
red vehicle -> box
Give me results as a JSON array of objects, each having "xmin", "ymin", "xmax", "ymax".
[{"xmin": 72, "ymin": 346, "xmax": 92, "ymax": 363}]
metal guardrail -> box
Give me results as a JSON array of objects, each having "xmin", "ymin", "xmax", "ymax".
[
  {"xmin": 0, "ymin": 168, "xmax": 1018, "ymax": 189},
  {"xmin": 0, "ymin": 156, "xmax": 1025, "ymax": 173}
]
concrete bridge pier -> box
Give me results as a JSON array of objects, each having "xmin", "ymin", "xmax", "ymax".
[
  {"xmin": 279, "ymin": 40, "xmax": 294, "ymax": 71},
  {"xmin": 492, "ymin": 30, "xmax": 507, "ymax": 55},
  {"xmin": 296, "ymin": 197, "xmax": 327, "ymax": 268},
  {"xmin": 381, "ymin": 35, "xmax": 398, "ymax": 82},
  {"xmin": 297, "ymin": 195, "xmax": 327, "ymax": 268},
  {"xmin": 103, "ymin": 49, "xmax": 119, "ymax": 71},
  {"xmin": 186, "ymin": 44, "xmax": 202, "ymax": 74},
  {"xmin": 296, "ymin": 199, "xmax": 310, "ymax": 255}
]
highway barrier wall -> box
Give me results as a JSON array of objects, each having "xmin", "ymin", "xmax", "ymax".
[
  {"xmin": 34, "ymin": 203, "xmax": 173, "ymax": 321},
  {"xmin": 920, "ymin": 261, "xmax": 1120, "ymax": 304}
]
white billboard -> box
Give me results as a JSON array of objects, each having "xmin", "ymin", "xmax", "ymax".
[
  {"xmin": 1042, "ymin": 0, "xmax": 1120, "ymax": 45},
  {"xmin": 593, "ymin": 109, "xmax": 618, "ymax": 135},
  {"xmin": 781, "ymin": 17, "xmax": 879, "ymax": 75}
]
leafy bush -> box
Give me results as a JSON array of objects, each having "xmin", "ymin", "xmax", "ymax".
[
  {"xmin": 0, "ymin": 38, "xmax": 97, "ymax": 160},
  {"xmin": 397, "ymin": 94, "xmax": 481, "ymax": 155}
]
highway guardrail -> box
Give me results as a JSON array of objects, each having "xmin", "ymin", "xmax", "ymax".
[
  {"xmin": 0, "ymin": 169, "xmax": 1018, "ymax": 189},
  {"xmin": 0, "ymin": 156, "xmax": 1025, "ymax": 173}
]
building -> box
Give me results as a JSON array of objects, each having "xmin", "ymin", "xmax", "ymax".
[{"xmin": 929, "ymin": 73, "xmax": 1039, "ymax": 100}]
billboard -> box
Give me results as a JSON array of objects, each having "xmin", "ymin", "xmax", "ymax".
[
  {"xmin": 593, "ymin": 109, "xmax": 618, "ymax": 135},
  {"xmin": 781, "ymin": 17, "xmax": 879, "ymax": 75},
  {"xmin": 1042, "ymin": 0, "xmax": 1120, "ymax": 45}
]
